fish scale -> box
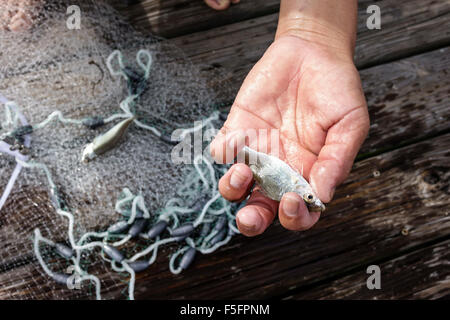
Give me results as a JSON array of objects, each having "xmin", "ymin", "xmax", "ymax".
[{"xmin": 239, "ymin": 146, "xmax": 325, "ymax": 212}]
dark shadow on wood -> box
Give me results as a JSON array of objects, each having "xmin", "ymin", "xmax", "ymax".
[{"xmin": 114, "ymin": 0, "xmax": 280, "ymax": 39}]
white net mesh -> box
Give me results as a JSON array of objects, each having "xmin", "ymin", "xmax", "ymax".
[{"xmin": 0, "ymin": 0, "xmax": 238, "ymax": 300}]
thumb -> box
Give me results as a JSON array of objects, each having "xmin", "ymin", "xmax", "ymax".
[
  {"xmin": 310, "ymin": 107, "xmax": 369, "ymax": 203},
  {"xmin": 310, "ymin": 159, "xmax": 344, "ymax": 203}
]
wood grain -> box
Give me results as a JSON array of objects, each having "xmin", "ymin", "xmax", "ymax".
[
  {"xmin": 0, "ymin": 0, "xmax": 449, "ymax": 300},
  {"xmin": 1, "ymin": 46, "xmax": 448, "ymax": 253},
  {"xmin": 113, "ymin": 0, "xmax": 280, "ymax": 38},
  {"xmin": 168, "ymin": 0, "xmax": 450, "ymax": 75},
  {"xmin": 286, "ymin": 240, "xmax": 450, "ymax": 300},
  {"xmin": 358, "ymin": 47, "xmax": 450, "ymax": 156},
  {"xmin": 1, "ymin": 132, "xmax": 448, "ymax": 299},
  {"xmin": 127, "ymin": 133, "xmax": 450, "ymax": 299}
]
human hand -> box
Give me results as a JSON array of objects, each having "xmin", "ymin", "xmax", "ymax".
[
  {"xmin": 204, "ymin": 0, "xmax": 241, "ymax": 11},
  {"xmin": 210, "ymin": 34, "xmax": 369, "ymax": 236}
]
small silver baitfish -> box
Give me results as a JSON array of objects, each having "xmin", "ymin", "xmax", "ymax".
[
  {"xmin": 238, "ymin": 146, "xmax": 325, "ymax": 212},
  {"xmin": 82, "ymin": 117, "xmax": 135, "ymax": 163}
]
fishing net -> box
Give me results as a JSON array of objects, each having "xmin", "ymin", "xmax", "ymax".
[{"xmin": 0, "ymin": 0, "xmax": 240, "ymax": 300}]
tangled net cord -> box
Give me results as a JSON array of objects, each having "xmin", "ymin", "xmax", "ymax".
[{"xmin": 0, "ymin": 49, "xmax": 243, "ymax": 300}]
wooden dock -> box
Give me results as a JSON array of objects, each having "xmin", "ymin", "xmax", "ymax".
[{"xmin": 0, "ymin": 0, "xmax": 449, "ymax": 299}]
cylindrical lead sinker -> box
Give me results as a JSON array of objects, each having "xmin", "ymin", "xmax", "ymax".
[
  {"xmin": 171, "ymin": 223, "xmax": 194, "ymax": 237},
  {"xmin": 128, "ymin": 218, "xmax": 148, "ymax": 238},
  {"xmin": 199, "ymin": 223, "xmax": 211, "ymax": 238},
  {"xmin": 174, "ymin": 235, "xmax": 188, "ymax": 242},
  {"xmin": 213, "ymin": 216, "xmax": 227, "ymax": 231},
  {"xmin": 127, "ymin": 260, "xmax": 150, "ymax": 272},
  {"xmin": 103, "ymin": 245, "xmax": 125, "ymax": 262},
  {"xmin": 108, "ymin": 220, "xmax": 130, "ymax": 234},
  {"xmin": 124, "ymin": 67, "xmax": 147, "ymax": 96},
  {"xmin": 11, "ymin": 125, "xmax": 33, "ymax": 138},
  {"xmin": 159, "ymin": 134, "xmax": 178, "ymax": 145},
  {"xmin": 219, "ymin": 112, "xmax": 228, "ymax": 121},
  {"xmin": 147, "ymin": 220, "xmax": 168, "ymax": 239},
  {"xmin": 193, "ymin": 201, "xmax": 206, "ymax": 212},
  {"xmin": 54, "ymin": 243, "xmax": 74, "ymax": 259},
  {"xmin": 82, "ymin": 116, "xmax": 104, "ymax": 129},
  {"xmin": 180, "ymin": 247, "xmax": 196, "ymax": 270},
  {"xmin": 120, "ymin": 206, "xmax": 145, "ymax": 218},
  {"xmin": 210, "ymin": 228, "xmax": 227, "ymax": 245}
]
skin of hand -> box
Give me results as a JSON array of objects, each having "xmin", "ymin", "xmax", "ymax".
[
  {"xmin": 204, "ymin": 0, "xmax": 241, "ymax": 11},
  {"xmin": 210, "ymin": 0, "xmax": 370, "ymax": 237}
]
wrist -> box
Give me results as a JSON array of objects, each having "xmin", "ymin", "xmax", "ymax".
[{"xmin": 275, "ymin": 0, "xmax": 357, "ymax": 60}]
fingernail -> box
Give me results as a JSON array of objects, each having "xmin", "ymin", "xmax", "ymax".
[
  {"xmin": 283, "ymin": 194, "xmax": 300, "ymax": 217},
  {"xmin": 237, "ymin": 209, "xmax": 262, "ymax": 232},
  {"xmin": 229, "ymin": 165, "xmax": 249, "ymax": 189}
]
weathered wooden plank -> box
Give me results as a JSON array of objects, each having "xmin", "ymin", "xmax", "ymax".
[
  {"xmin": 355, "ymin": 0, "xmax": 450, "ymax": 68},
  {"xmin": 204, "ymin": 45, "xmax": 450, "ymax": 156},
  {"xmin": 167, "ymin": 3, "xmax": 450, "ymax": 158},
  {"xmin": 3, "ymin": 2, "xmax": 449, "ymax": 158},
  {"xmin": 1, "ymin": 47, "xmax": 448, "ymax": 255},
  {"xmin": 0, "ymin": 47, "xmax": 449, "ymax": 300},
  {"xmin": 169, "ymin": 0, "xmax": 450, "ymax": 75},
  {"xmin": 358, "ymin": 47, "xmax": 450, "ymax": 156},
  {"xmin": 116, "ymin": 0, "xmax": 450, "ymax": 57},
  {"xmin": 1, "ymin": 131, "xmax": 448, "ymax": 299},
  {"xmin": 3, "ymin": 45, "xmax": 449, "ymax": 159},
  {"xmin": 113, "ymin": 0, "xmax": 280, "ymax": 38},
  {"xmin": 285, "ymin": 240, "xmax": 450, "ymax": 300},
  {"xmin": 129, "ymin": 133, "xmax": 450, "ymax": 299},
  {"xmin": 1, "ymin": 0, "xmax": 449, "ymax": 300}
]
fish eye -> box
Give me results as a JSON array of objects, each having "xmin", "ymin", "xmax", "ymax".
[{"xmin": 303, "ymin": 193, "xmax": 315, "ymax": 204}]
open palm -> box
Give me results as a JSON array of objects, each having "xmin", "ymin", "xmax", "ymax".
[{"xmin": 211, "ymin": 36, "xmax": 369, "ymax": 236}]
